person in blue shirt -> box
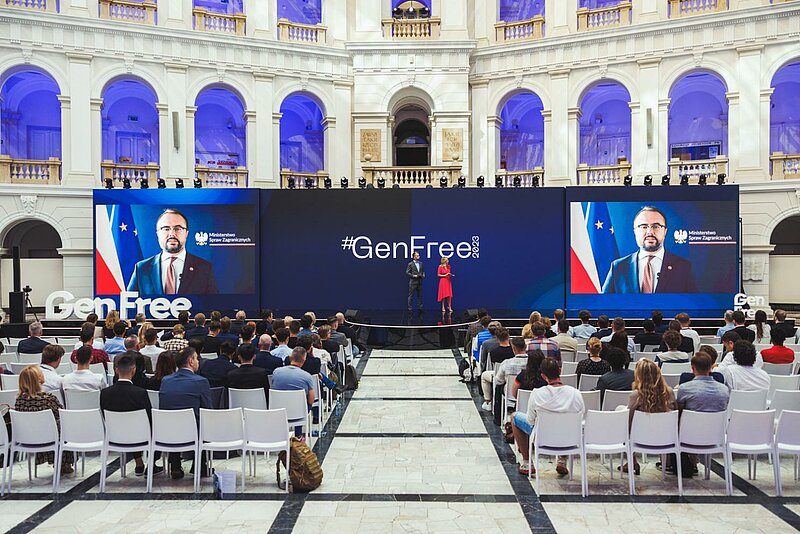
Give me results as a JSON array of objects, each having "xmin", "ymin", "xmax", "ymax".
[
  {"xmin": 716, "ymin": 310, "xmax": 735, "ymax": 339},
  {"xmin": 472, "ymin": 316, "xmax": 493, "ymax": 363},
  {"xmin": 104, "ymin": 322, "xmax": 128, "ymax": 356}
]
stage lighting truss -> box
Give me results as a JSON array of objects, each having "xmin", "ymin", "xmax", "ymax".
[{"xmin": 175, "ymin": 178, "xmax": 185, "ymax": 189}]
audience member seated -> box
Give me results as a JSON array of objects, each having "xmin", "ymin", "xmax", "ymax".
[
  {"xmin": 226, "ymin": 343, "xmax": 269, "ymax": 402},
  {"xmin": 297, "ymin": 314, "xmax": 315, "ymax": 338},
  {"xmin": 472, "ymin": 316, "xmax": 493, "ymax": 364},
  {"xmin": 199, "ymin": 321, "xmax": 223, "ymax": 355},
  {"xmin": 271, "ymin": 327, "xmax": 293, "ymax": 361},
  {"xmin": 761, "ymin": 329, "xmax": 795, "ymax": 364},
  {"xmin": 71, "ymin": 324, "xmax": 111, "ymax": 369},
  {"xmin": 159, "ymin": 347, "xmax": 212, "ymax": 479},
  {"xmin": 551, "ymin": 309, "xmax": 572, "ymax": 337},
  {"xmin": 596, "ymin": 348, "xmax": 635, "ymax": 397},
  {"xmin": 119, "ymin": 335, "xmax": 154, "ymax": 375},
  {"xmin": 731, "ymin": 310, "xmax": 756, "ymax": 343},
  {"xmin": 716, "ymin": 310, "xmax": 736, "ymax": 339},
  {"xmin": 102, "ymin": 310, "xmax": 122, "ymax": 341},
  {"xmin": 18, "ymin": 321, "xmax": 50, "ymax": 354},
  {"xmin": 230, "ymin": 310, "xmax": 247, "ymax": 336},
  {"xmin": 479, "ymin": 321, "xmax": 503, "ymax": 369},
  {"xmin": 512, "ymin": 350, "xmax": 547, "ymax": 395},
  {"xmin": 162, "ymin": 324, "xmax": 190, "ymax": 352},
  {"xmin": 336, "ymin": 312, "xmax": 363, "ymax": 355},
  {"xmin": 652, "ymin": 310, "xmax": 668, "ymax": 334},
  {"xmin": 511, "ymin": 357, "xmax": 584, "ymax": 476},
  {"xmin": 292, "ymin": 336, "xmax": 342, "ymax": 395},
  {"xmin": 199, "ymin": 341, "xmax": 237, "ymax": 388},
  {"xmin": 114, "ymin": 348, "xmax": 151, "ymax": 389},
  {"xmin": 184, "ymin": 313, "xmax": 209, "ymax": 342},
  {"xmin": 657, "ymin": 320, "xmax": 695, "ymax": 354},
  {"xmin": 716, "ymin": 332, "xmax": 764, "ymax": 370},
  {"xmin": 773, "ymin": 309, "xmax": 798, "ymax": 344},
  {"xmin": 677, "ymin": 352, "xmax": 729, "ymax": 413},
  {"xmin": 256, "ymin": 309, "xmax": 274, "ymax": 337},
  {"xmin": 571, "ymin": 309, "xmax": 596, "ymax": 339},
  {"xmin": 125, "ymin": 313, "xmax": 146, "ymax": 337},
  {"xmin": 541, "ymin": 317, "xmax": 557, "ymax": 339},
  {"xmin": 488, "ymin": 328, "xmax": 513, "ymax": 365},
  {"xmin": 590, "ymin": 315, "xmax": 612, "ymax": 340},
  {"xmin": 600, "ymin": 317, "xmax": 635, "ymax": 354},
  {"xmin": 464, "ymin": 308, "xmax": 489, "ymax": 356},
  {"xmin": 254, "ymin": 334, "xmax": 284, "ymax": 374},
  {"xmin": 551, "ymin": 320, "xmax": 578, "ymax": 354},
  {"xmin": 600, "ymin": 331, "xmax": 632, "ymax": 364},
  {"xmin": 679, "ymin": 346, "xmax": 724, "ymax": 385},
  {"xmin": 62, "ymin": 346, "xmax": 105, "ymax": 391},
  {"xmin": 311, "ymin": 334, "xmax": 332, "ymax": 368},
  {"xmin": 40, "ymin": 344, "xmax": 64, "ymax": 394},
  {"xmin": 104, "ymin": 322, "xmax": 128, "ymax": 356},
  {"xmin": 80, "ymin": 313, "xmax": 106, "ymax": 350},
  {"xmin": 496, "ymin": 340, "xmax": 538, "ymax": 413},
  {"xmin": 676, "ymin": 313, "xmax": 701, "ymax": 353},
  {"xmin": 748, "ymin": 310, "xmax": 772, "ymax": 344},
  {"xmin": 526, "ymin": 322, "xmax": 561, "ymax": 364},
  {"xmin": 720, "ymin": 340, "xmax": 770, "ymax": 391},
  {"xmin": 147, "ymin": 351, "xmax": 177, "ymax": 391},
  {"xmin": 239, "ymin": 324, "xmax": 256, "ymax": 347},
  {"xmin": 656, "ymin": 330, "xmax": 690, "ymax": 366},
  {"xmin": 633, "ymin": 319, "xmax": 662, "ymax": 352},
  {"xmin": 479, "ymin": 329, "xmax": 514, "ymax": 411},
  {"xmin": 271, "ymin": 347, "xmax": 316, "ymax": 435},
  {"xmin": 138, "ymin": 328, "xmax": 163, "ymax": 368},
  {"xmin": 15, "ymin": 366, "xmax": 74, "ymax": 475},
  {"xmin": 318, "ymin": 326, "xmax": 341, "ymax": 367},
  {"xmin": 576, "ymin": 338, "xmax": 610, "ymax": 378},
  {"xmin": 100, "ymin": 354, "xmax": 161, "ymax": 476},
  {"xmin": 287, "ymin": 320, "xmax": 301, "ymax": 349}
]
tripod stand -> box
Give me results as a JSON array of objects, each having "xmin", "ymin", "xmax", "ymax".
[{"xmin": 24, "ymin": 290, "xmax": 38, "ymax": 322}]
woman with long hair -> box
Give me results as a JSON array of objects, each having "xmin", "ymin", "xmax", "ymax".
[
  {"xmin": 138, "ymin": 321, "xmax": 155, "ymax": 348},
  {"xmin": 576, "ymin": 337, "xmax": 611, "ymax": 379},
  {"xmin": 748, "ymin": 310, "xmax": 771, "ymax": 344},
  {"xmin": 437, "ymin": 256, "xmax": 453, "ymax": 313},
  {"xmin": 103, "ymin": 310, "xmax": 120, "ymax": 340},
  {"xmin": 602, "ymin": 331, "xmax": 631, "ymax": 364},
  {"xmin": 148, "ymin": 351, "xmax": 177, "ymax": 391},
  {"xmin": 512, "ymin": 349, "xmax": 547, "ymax": 396}
]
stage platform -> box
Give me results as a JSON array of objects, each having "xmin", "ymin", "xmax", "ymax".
[{"xmin": 349, "ymin": 311, "xmax": 470, "ymax": 350}]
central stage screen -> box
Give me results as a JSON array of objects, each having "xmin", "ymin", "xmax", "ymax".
[{"xmin": 260, "ymin": 188, "xmax": 566, "ymax": 319}]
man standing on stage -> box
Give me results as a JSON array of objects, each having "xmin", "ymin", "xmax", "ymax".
[{"xmin": 406, "ymin": 251, "xmax": 425, "ymax": 315}]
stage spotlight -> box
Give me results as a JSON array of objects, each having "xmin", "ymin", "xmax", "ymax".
[
  {"xmin": 392, "ymin": 6, "xmax": 403, "ymax": 17},
  {"xmin": 358, "ymin": 176, "xmax": 367, "ymax": 189},
  {"xmin": 623, "ymin": 174, "xmax": 633, "ymax": 187},
  {"xmin": 698, "ymin": 174, "xmax": 707, "ymax": 186},
  {"xmin": 140, "ymin": 178, "xmax": 149, "ymax": 189},
  {"xmin": 377, "ymin": 177, "xmax": 386, "ymax": 189},
  {"xmin": 193, "ymin": 177, "xmax": 203, "ymax": 188},
  {"xmin": 425, "ymin": 184, "xmax": 433, "ymax": 188},
  {"xmin": 122, "ymin": 178, "xmax": 132, "ymax": 189},
  {"xmin": 175, "ymin": 178, "xmax": 185, "ymax": 189},
  {"xmin": 717, "ymin": 173, "xmax": 726, "ymax": 185},
  {"xmin": 419, "ymin": 6, "xmax": 429, "ymax": 17},
  {"xmin": 406, "ymin": 6, "xmax": 415, "ymax": 17},
  {"xmin": 513, "ymin": 176, "xmax": 521, "ymax": 188},
  {"xmin": 495, "ymin": 176, "xmax": 504, "ymax": 188},
  {"xmin": 458, "ymin": 175, "xmax": 466, "ymax": 188},
  {"xmin": 393, "ymin": 183, "xmax": 400, "ymax": 189},
  {"xmin": 324, "ymin": 177, "xmax": 332, "ymax": 189},
  {"xmin": 439, "ymin": 176, "xmax": 448, "ymax": 188},
  {"xmin": 340, "ymin": 177, "xmax": 348, "ymax": 189},
  {"xmin": 287, "ymin": 177, "xmax": 296, "ymax": 189},
  {"xmin": 661, "ymin": 174, "xmax": 670, "ymax": 186},
  {"xmin": 477, "ymin": 175, "xmax": 485, "ymax": 188},
  {"xmin": 679, "ymin": 174, "xmax": 689, "ymax": 186},
  {"xmin": 532, "ymin": 174, "xmax": 541, "ymax": 188},
  {"xmin": 304, "ymin": 177, "xmax": 314, "ymax": 189},
  {"xmin": 104, "ymin": 178, "xmax": 114, "ymax": 189},
  {"xmin": 157, "ymin": 178, "xmax": 167, "ymax": 189},
  {"xmin": 643, "ymin": 174, "xmax": 653, "ymax": 186}
]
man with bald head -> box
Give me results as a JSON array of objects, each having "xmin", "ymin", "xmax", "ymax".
[
  {"xmin": 336, "ymin": 312, "xmax": 362, "ymax": 356},
  {"xmin": 254, "ymin": 334, "xmax": 284, "ymax": 374}
]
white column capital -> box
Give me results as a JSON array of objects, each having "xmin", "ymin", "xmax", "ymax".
[
  {"xmin": 57, "ymin": 94, "xmax": 71, "ymax": 108},
  {"xmin": 487, "ymin": 115, "xmax": 502, "ymax": 128},
  {"xmin": 760, "ymin": 88, "xmax": 775, "ymax": 100},
  {"xmin": 65, "ymin": 52, "xmax": 93, "ymax": 63},
  {"xmin": 254, "ymin": 71, "xmax": 275, "ymax": 83},
  {"xmin": 658, "ymin": 98, "xmax": 671, "ymax": 111},
  {"xmin": 155, "ymin": 103, "xmax": 169, "ymax": 114},
  {"xmin": 550, "ymin": 68, "xmax": 571, "ymax": 80},
  {"xmin": 243, "ymin": 110, "xmax": 257, "ymax": 122},
  {"xmin": 567, "ymin": 107, "xmax": 582, "ymax": 120},
  {"xmin": 736, "ymin": 44, "xmax": 764, "ymax": 56},
  {"xmin": 540, "ymin": 109, "xmax": 552, "ymax": 121},
  {"xmin": 185, "ymin": 105, "xmax": 197, "ymax": 118},
  {"xmin": 726, "ymin": 91, "xmax": 740, "ymax": 104},
  {"xmin": 90, "ymin": 98, "xmax": 104, "ymax": 111},
  {"xmin": 637, "ymin": 57, "xmax": 661, "ymax": 68},
  {"xmin": 322, "ymin": 116, "xmax": 336, "ymax": 130},
  {"xmin": 628, "ymin": 101, "xmax": 641, "ymax": 113},
  {"xmin": 272, "ymin": 112, "xmax": 283, "ymax": 124}
]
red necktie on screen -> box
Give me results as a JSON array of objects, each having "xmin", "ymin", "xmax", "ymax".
[
  {"xmin": 165, "ymin": 256, "xmax": 177, "ymax": 294},
  {"xmin": 642, "ymin": 255, "xmax": 655, "ymax": 294}
]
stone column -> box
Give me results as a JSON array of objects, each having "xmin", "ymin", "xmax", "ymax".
[
  {"xmin": 155, "ymin": 103, "xmax": 170, "ymax": 180},
  {"xmin": 60, "ymin": 248, "xmax": 94, "ymax": 299},
  {"xmin": 90, "ymin": 97, "xmax": 104, "ymax": 184},
  {"xmin": 272, "ymin": 112, "xmax": 283, "ymax": 187},
  {"xmin": 64, "ymin": 52, "xmax": 95, "ymax": 187},
  {"xmin": 486, "ymin": 115, "xmax": 502, "ymax": 184},
  {"xmin": 734, "ymin": 45, "xmax": 767, "ymax": 182},
  {"xmin": 541, "ymin": 109, "xmax": 552, "ymax": 184},
  {"xmin": 165, "ymin": 64, "xmax": 188, "ymax": 179},
  {"xmin": 566, "ymin": 107, "xmax": 582, "ymax": 186},
  {"xmin": 628, "ymin": 101, "xmax": 643, "ymax": 181},
  {"xmin": 185, "ymin": 105, "xmax": 197, "ymax": 178},
  {"xmin": 252, "ymin": 72, "xmax": 275, "ymax": 188},
  {"xmin": 428, "ymin": 114, "xmax": 438, "ymax": 165},
  {"xmin": 161, "ymin": 0, "xmax": 192, "ymax": 29},
  {"xmin": 247, "ymin": 0, "xmax": 274, "ymax": 39},
  {"xmin": 332, "ymin": 81, "xmax": 353, "ymax": 180},
  {"xmin": 544, "ymin": 0, "xmax": 572, "ymax": 36},
  {"xmin": 637, "ymin": 0, "xmax": 661, "ymax": 22},
  {"xmin": 354, "ymin": 0, "xmax": 383, "ymax": 38},
  {"xmin": 658, "ymin": 98, "xmax": 671, "ymax": 177},
  {"xmin": 470, "ymin": 80, "xmax": 489, "ymax": 185},
  {"xmin": 637, "ymin": 58, "xmax": 662, "ymax": 178},
  {"xmin": 322, "ymin": 116, "xmax": 337, "ymax": 181},
  {"xmin": 742, "ymin": 244, "xmax": 775, "ymax": 307},
  {"xmin": 725, "ymin": 90, "xmax": 740, "ymax": 182},
  {"xmin": 243, "ymin": 110, "xmax": 257, "ymax": 187},
  {"xmin": 548, "ymin": 69, "xmax": 571, "ymax": 184},
  {"xmin": 761, "ymin": 88, "xmax": 775, "ymax": 180}
]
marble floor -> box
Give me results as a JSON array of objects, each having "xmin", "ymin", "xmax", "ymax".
[{"xmin": 2, "ymin": 348, "xmax": 800, "ymax": 533}]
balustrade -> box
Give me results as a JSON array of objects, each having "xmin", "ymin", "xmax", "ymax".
[
  {"xmin": 4, "ymin": 0, "xmax": 56, "ymax": 12},
  {"xmin": 277, "ymin": 18, "xmax": 327, "ymax": 44},
  {"xmin": 195, "ymin": 165, "xmax": 247, "ymax": 187},
  {"xmin": 99, "ymin": 0, "xmax": 157, "ymax": 24},
  {"xmin": 362, "ymin": 165, "xmax": 461, "ymax": 188},
  {"xmin": 101, "ymin": 161, "xmax": 159, "ymax": 185},
  {"xmin": 577, "ymin": 160, "xmax": 632, "ymax": 185},
  {"xmin": 667, "ymin": 156, "xmax": 728, "ymax": 183},
  {"xmin": 668, "ymin": 0, "xmax": 727, "ymax": 18},
  {"xmin": 495, "ymin": 16, "xmax": 545, "ymax": 42},
  {"xmin": 770, "ymin": 152, "xmax": 800, "ymax": 180},
  {"xmin": 382, "ymin": 17, "xmax": 441, "ymax": 39},
  {"xmin": 0, "ymin": 156, "xmax": 61, "ymax": 185},
  {"xmin": 194, "ymin": 8, "xmax": 245, "ymax": 35},
  {"xmin": 494, "ymin": 169, "xmax": 544, "ymax": 187},
  {"xmin": 577, "ymin": 2, "xmax": 631, "ymax": 31},
  {"xmin": 279, "ymin": 169, "xmax": 329, "ymax": 189}
]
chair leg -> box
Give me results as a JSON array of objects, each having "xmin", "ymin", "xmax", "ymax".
[
  {"xmin": 776, "ymin": 451, "xmax": 783, "ymax": 497},
  {"xmin": 724, "ymin": 450, "xmax": 732, "ymax": 497},
  {"xmin": 704, "ymin": 454, "xmax": 710, "ymax": 480},
  {"xmin": 53, "ymin": 447, "xmax": 63, "ymax": 493},
  {"xmin": 676, "ymin": 449, "xmax": 683, "ymax": 497},
  {"xmin": 81, "ymin": 452, "xmax": 86, "ymax": 477},
  {"xmin": 121, "ymin": 452, "xmax": 126, "ymax": 478},
  {"xmin": 193, "ymin": 450, "xmax": 200, "ymax": 493},
  {"xmin": 241, "ymin": 449, "xmax": 246, "ymax": 493},
  {"xmin": 284, "ymin": 445, "xmax": 290, "ymax": 494},
  {"xmin": 609, "ymin": 455, "xmax": 614, "ymax": 480},
  {"xmin": 146, "ymin": 448, "xmax": 155, "ymax": 493},
  {"xmin": 754, "ymin": 454, "xmax": 758, "ymax": 480},
  {"xmin": 581, "ymin": 451, "xmax": 588, "ymax": 498},
  {"xmin": 99, "ymin": 449, "xmax": 107, "ymax": 493},
  {"xmin": 28, "ymin": 454, "xmax": 32, "ymax": 481},
  {"xmin": 534, "ymin": 450, "xmax": 540, "ymax": 495},
  {"xmin": 628, "ymin": 448, "xmax": 635, "ymax": 496}
]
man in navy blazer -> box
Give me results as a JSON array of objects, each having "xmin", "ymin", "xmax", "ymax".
[
  {"xmin": 159, "ymin": 347, "xmax": 212, "ymax": 478},
  {"xmin": 127, "ymin": 208, "xmax": 219, "ymax": 295},
  {"xmin": 602, "ymin": 206, "xmax": 696, "ymax": 294}
]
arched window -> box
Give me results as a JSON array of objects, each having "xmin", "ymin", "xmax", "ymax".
[
  {"xmin": 279, "ymin": 94, "xmax": 325, "ymax": 173},
  {"xmin": 498, "ymin": 92, "xmax": 544, "ymax": 171},
  {"xmin": 769, "ymin": 61, "xmax": 800, "ymax": 179},
  {"xmin": 195, "ymin": 87, "xmax": 246, "ymax": 169},
  {"xmin": 668, "ymin": 72, "xmax": 728, "ymax": 162},
  {"xmin": 0, "ymin": 69, "xmax": 61, "ymax": 161},
  {"xmin": 579, "ymin": 82, "xmax": 631, "ymax": 166}
]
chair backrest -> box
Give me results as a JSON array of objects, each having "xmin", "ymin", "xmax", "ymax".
[
  {"xmin": 534, "ymin": 411, "xmax": 583, "ymax": 449},
  {"xmin": 9, "ymin": 362, "xmax": 34, "ymax": 375},
  {"xmin": 576, "ymin": 351, "xmax": 589, "ymax": 360},
  {"xmin": 728, "ymin": 389, "xmax": 768, "ymax": 414},
  {"xmin": 770, "ymin": 390, "xmax": 800, "ymax": 419},
  {"xmin": 584, "ymin": 409, "xmax": 628, "ymax": 446},
  {"xmin": 243, "ymin": 408, "xmax": 290, "ymax": 444},
  {"xmin": 0, "ymin": 389, "xmax": 18, "ymax": 408},
  {"xmin": 229, "ymin": 387, "xmax": 268, "ymax": 411},
  {"xmin": 578, "ymin": 374, "xmax": 601, "ymax": 392},
  {"xmin": 200, "ymin": 408, "xmax": 244, "ymax": 443},
  {"xmin": 560, "ymin": 350, "xmax": 576, "ymax": 363},
  {"xmin": 152, "ymin": 409, "xmax": 198, "ymax": 445},
  {"xmin": 629, "ymin": 410, "xmax": 679, "ymax": 447},
  {"xmin": 768, "ymin": 374, "xmax": 800, "ymax": 402},
  {"xmin": 516, "ymin": 389, "xmax": 532, "ymax": 412},
  {"xmin": 602, "ymin": 390, "xmax": 632, "ymax": 411},
  {"xmin": 59, "ymin": 408, "xmax": 105, "ymax": 445},
  {"xmin": 561, "ymin": 361, "xmax": 578, "ymax": 375},
  {"xmin": 104, "ymin": 409, "xmax": 151, "ymax": 447},
  {"xmin": 561, "ymin": 374, "xmax": 578, "ymax": 388},
  {"xmin": 679, "ymin": 410, "xmax": 727, "ymax": 447},
  {"xmin": 210, "ymin": 386, "xmax": 226, "ymax": 409},
  {"xmin": 776, "ymin": 410, "xmax": 800, "ymax": 446},
  {"xmin": 41, "ymin": 337, "xmax": 58, "ymax": 345},
  {"xmin": 699, "ymin": 335, "xmax": 718, "ymax": 345},
  {"xmin": 503, "ymin": 380, "xmax": 515, "ymax": 405},
  {"xmin": 662, "ymin": 374, "xmax": 681, "ymax": 388},
  {"xmin": 0, "ymin": 354, "xmax": 15, "ymax": 365},
  {"xmin": 269, "ymin": 389, "xmax": 308, "ymax": 421},
  {"xmin": 200, "ymin": 353, "xmax": 217, "ymax": 361},
  {"xmin": 148, "ymin": 389, "xmax": 159, "ymax": 409},
  {"xmin": 642, "ymin": 344, "xmax": 660, "ymax": 353},
  {"xmin": 727, "ymin": 409, "xmax": 775, "ymax": 446},
  {"xmin": 634, "ymin": 352, "xmax": 656, "ymax": 362},
  {"xmin": 64, "ymin": 389, "xmax": 101, "ymax": 410},
  {"xmin": 762, "ymin": 363, "xmax": 794, "ymax": 376},
  {"xmin": 580, "ymin": 390, "xmax": 600, "ymax": 412},
  {"xmin": 88, "ymin": 363, "xmax": 107, "ymax": 379},
  {"xmin": 10, "ymin": 409, "xmax": 58, "ymax": 445},
  {"xmin": 661, "ymin": 362, "xmax": 691, "ymax": 374},
  {"xmin": 16, "ymin": 353, "xmax": 42, "ymax": 364},
  {"xmin": 57, "ymin": 337, "xmax": 79, "ymax": 345},
  {"xmin": 2, "ymin": 374, "xmax": 20, "ymax": 391}
]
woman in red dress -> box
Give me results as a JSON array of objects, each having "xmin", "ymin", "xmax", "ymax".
[{"xmin": 437, "ymin": 256, "xmax": 453, "ymax": 313}]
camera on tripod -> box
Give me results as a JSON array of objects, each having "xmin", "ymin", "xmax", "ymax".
[{"xmin": 22, "ymin": 285, "xmax": 32, "ymax": 295}]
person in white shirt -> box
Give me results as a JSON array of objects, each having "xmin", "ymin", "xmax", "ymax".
[
  {"xmin": 571, "ymin": 310, "xmax": 597, "ymax": 339},
  {"xmin": 721, "ymin": 341, "xmax": 770, "ymax": 391},
  {"xmin": 139, "ymin": 328, "xmax": 164, "ymax": 369},
  {"xmin": 716, "ymin": 332, "xmax": 764, "ymax": 370},
  {"xmin": 511, "ymin": 357, "xmax": 585, "ymax": 476},
  {"xmin": 600, "ymin": 317, "xmax": 636, "ymax": 354},
  {"xmin": 676, "ymin": 313, "xmax": 701, "ymax": 353},
  {"xmin": 62, "ymin": 346, "xmax": 105, "ymax": 391},
  {"xmin": 551, "ymin": 309, "xmax": 573, "ymax": 337},
  {"xmin": 656, "ymin": 330, "xmax": 689, "ymax": 365},
  {"xmin": 39, "ymin": 344, "xmax": 64, "ymax": 394}
]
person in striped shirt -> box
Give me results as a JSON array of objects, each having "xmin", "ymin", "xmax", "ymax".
[{"xmin": 526, "ymin": 322, "xmax": 562, "ymax": 365}]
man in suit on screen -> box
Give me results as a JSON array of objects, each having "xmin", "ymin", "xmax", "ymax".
[
  {"xmin": 127, "ymin": 208, "xmax": 219, "ymax": 295},
  {"xmin": 406, "ymin": 251, "xmax": 425, "ymax": 315},
  {"xmin": 602, "ymin": 206, "xmax": 696, "ymax": 294}
]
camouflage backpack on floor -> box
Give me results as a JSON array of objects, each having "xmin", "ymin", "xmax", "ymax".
[{"xmin": 276, "ymin": 437, "xmax": 323, "ymax": 492}]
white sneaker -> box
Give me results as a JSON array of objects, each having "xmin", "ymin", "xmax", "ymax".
[{"xmin": 481, "ymin": 401, "xmax": 492, "ymax": 411}]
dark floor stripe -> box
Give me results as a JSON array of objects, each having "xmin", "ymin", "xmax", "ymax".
[
  {"xmin": 348, "ymin": 397, "xmax": 472, "ymax": 401},
  {"xmin": 305, "ymin": 493, "xmax": 519, "ymax": 502},
  {"xmin": 361, "ymin": 373, "xmax": 455, "ymax": 377},
  {"xmin": 333, "ymin": 433, "xmax": 487, "ymax": 438},
  {"xmin": 368, "ymin": 357, "xmax": 456, "ymax": 360}
]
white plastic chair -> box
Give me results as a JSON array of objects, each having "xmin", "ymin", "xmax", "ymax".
[
  {"xmin": 242, "ymin": 408, "xmax": 291, "ymax": 492},
  {"xmin": 775, "ymin": 410, "xmax": 800, "ymax": 496},
  {"xmin": 57, "ymin": 337, "xmax": 79, "ymax": 346},
  {"xmin": 679, "ymin": 410, "xmax": 730, "ymax": 493},
  {"xmin": 561, "ymin": 361, "xmax": 578, "ymax": 375},
  {"xmin": 768, "ymin": 375, "xmax": 800, "ymax": 403},
  {"xmin": 602, "ymin": 390, "xmax": 632, "ymax": 411},
  {"xmin": 89, "ymin": 364, "xmax": 108, "ymax": 383},
  {"xmin": 634, "ymin": 352, "xmax": 656, "ymax": 362},
  {"xmin": 583, "ymin": 409, "xmax": 630, "ymax": 488},
  {"xmin": 763, "ymin": 363, "xmax": 794, "ymax": 376},
  {"xmin": 147, "ymin": 390, "xmax": 160, "ymax": 409},
  {"xmin": 728, "ymin": 389, "xmax": 768, "ymax": 417},
  {"xmin": 661, "ymin": 362, "xmax": 691, "ymax": 374},
  {"xmin": 55, "ymin": 409, "xmax": 105, "ymax": 488},
  {"xmin": 148, "ymin": 409, "xmax": 200, "ymax": 492},
  {"xmin": 580, "ymin": 390, "xmax": 600, "ymax": 412},
  {"xmin": 662, "ymin": 374, "xmax": 682, "ymax": 388},
  {"xmin": 64, "ymin": 389, "xmax": 101, "ymax": 410},
  {"xmin": 8, "ymin": 409, "xmax": 60, "ymax": 492},
  {"xmin": 726, "ymin": 409, "xmax": 778, "ymax": 496},
  {"xmin": 0, "ymin": 417, "xmax": 8, "ymax": 495},
  {"xmin": 516, "ymin": 389, "xmax": 532, "ymax": 414},
  {"xmin": 101, "ymin": 409, "xmax": 151, "ymax": 491},
  {"xmin": 642, "ymin": 344, "xmax": 660, "ymax": 353},
  {"xmin": 199, "ymin": 408, "xmax": 244, "ymax": 488},
  {"xmin": 699, "ymin": 335, "xmax": 718, "ymax": 345},
  {"xmin": 0, "ymin": 354, "xmax": 15, "ymax": 366},
  {"xmin": 310, "ymin": 376, "xmax": 324, "ymax": 435},
  {"xmin": 229, "ymin": 388, "xmax": 268, "ymax": 411},
  {"xmin": 579, "ymin": 374, "xmax": 601, "ymax": 392},
  {"xmin": 532, "ymin": 411, "xmax": 586, "ymax": 496},
  {"xmin": 628, "ymin": 410, "xmax": 681, "ymax": 495},
  {"xmin": 770, "ymin": 390, "xmax": 800, "ymax": 421},
  {"xmin": 9, "ymin": 362, "xmax": 34, "ymax": 375},
  {"xmin": 17, "ymin": 354, "xmax": 42, "ymax": 364},
  {"xmin": 269, "ymin": 389, "xmax": 310, "ymax": 437},
  {"xmin": 560, "ymin": 350, "xmax": 577, "ymax": 363},
  {"xmin": 561, "ymin": 374, "xmax": 578, "ymax": 388},
  {"xmin": 0, "ymin": 389, "xmax": 18, "ymax": 408},
  {"xmin": 2, "ymin": 375, "xmax": 19, "ymax": 391},
  {"xmin": 576, "ymin": 351, "xmax": 589, "ymax": 361}
]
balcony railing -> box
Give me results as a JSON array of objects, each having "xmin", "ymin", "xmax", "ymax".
[
  {"xmin": 4, "ymin": 0, "xmax": 56, "ymax": 12},
  {"xmin": 280, "ymin": 169, "xmax": 329, "ymax": 189},
  {"xmin": 277, "ymin": 19, "xmax": 327, "ymax": 44},
  {"xmin": 362, "ymin": 165, "xmax": 461, "ymax": 188},
  {"xmin": 667, "ymin": 156, "xmax": 728, "ymax": 183},
  {"xmin": 495, "ymin": 16, "xmax": 545, "ymax": 42},
  {"xmin": 194, "ymin": 8, "xmax": 245, "ymax": 35},
  {"xmin": 495, "ymin": 168, "xmax": 544, "ymax": 187},
  {"xmin": 577, "ymin": 2, "xmax": 631, "ymax": 31},
  {"xmin": 382, "ymin": 17, "xmax": 441, "ymax": 39},
  {"xmin": 577, "ymin": 160, "xmax": 632, "ymax": 185},
  {"xmin": 770, "ymin": 152, "xmax": 800, "ymax": 180},
  {"xmin": 0, "ymin": 156, "xmax": 61, "ymax": 185},
  {"xmin": 668, "ymin": 0, "xmax": 726, "ymax": 18},
  {"xmin": 99, "ymin": 0, "xmax": 157, "ymax": 24},
  {"xmin": 195, "ymin": 165, "xmax": 247, "ymax": 187},
  {"xmin": 101, "ymin": 160, "xmax": 159, "ymax": 185}
]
